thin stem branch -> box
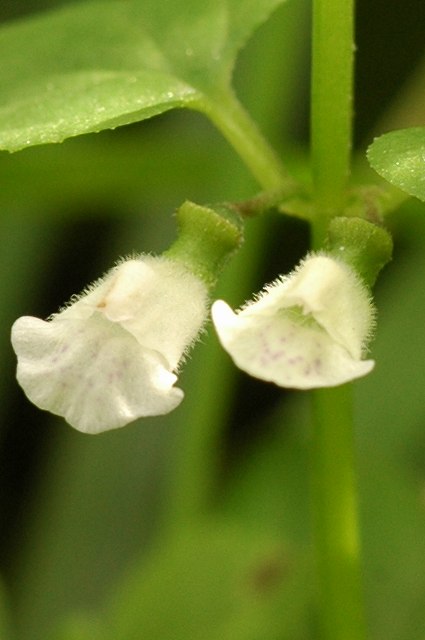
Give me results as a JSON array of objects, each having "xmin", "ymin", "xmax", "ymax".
[
  {"xmin": 311, "ymin": 387, "xmax": 367, "ymax": 640},
  {"xmin": 194, "ymin": 88, "xmax": 296, "ymax": 192}
]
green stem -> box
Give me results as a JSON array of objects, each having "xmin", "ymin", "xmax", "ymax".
[
  {"xmin": 311, "ymin": 386, "xmax": 366, "ymax": 640},
  {"xmin": 311, "ymin": 0, "xmax": 354, "ymax": 236},
  {"xmin": 310, "ymin": 1, "xmax": 366, "ymax": 638},
  {"xmin": 194, "ymin": 88, "xmax": 296, "ymax": 192}
]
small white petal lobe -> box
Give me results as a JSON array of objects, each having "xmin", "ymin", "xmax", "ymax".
[{"xmin": 11, "ymin": 314, "xmax": 183, "ymax": 434}]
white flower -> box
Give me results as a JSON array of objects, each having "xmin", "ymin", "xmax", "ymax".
[
  {"xmin": 11, "ymin": 256, "xmax": 208, "ymax": 434},
  {"xmin": 211, "ymin": 254, "xmax": 375, "ymax": 389}
]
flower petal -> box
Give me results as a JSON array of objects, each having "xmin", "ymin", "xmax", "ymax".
[
  {"xmin": 11, "ymin": 255, "xmax": 210, "ymax": 432},
  {"xmin": 237, "ymin": 255, "xmax": 374, "ymax": 360},
  {"xmin": 11, "ymin": 314, "xmax": 183, "ymax": 434},
  {"xmin": 63, "ymin": 257, "xmax": 209, "ymax": 371},
  {"xmin": 212, "ymin": 294, "xmax": 374, "ymax": 390},
  {"xmin": 280, "ymin": 255, "xmax": 374, "ymax": 359}
]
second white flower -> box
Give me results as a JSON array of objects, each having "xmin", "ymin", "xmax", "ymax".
[{"xmin": 211, "ymin": 254, "xmax": 375, "ymax": 389}]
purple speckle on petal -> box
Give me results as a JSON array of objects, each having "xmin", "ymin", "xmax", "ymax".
[
  {"xmin": 288, "ymin": 356, "xmax": 303, "ymax": 365},
  {"xmin": 270, "ymin": 350, "xmax": 285, "ymax": 361},
  {"xmin": 314, "ymin": 358, "xmax": 322, "ymax": 371}
]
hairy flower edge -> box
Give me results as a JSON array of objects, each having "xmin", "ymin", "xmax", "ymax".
[
  {"xmin": 211, "ymin": 254, "xmax": 375, "ymax": 389},
  {"xmin": 11, "ymin": 256, "xmax": 209, "ymax": 434}
]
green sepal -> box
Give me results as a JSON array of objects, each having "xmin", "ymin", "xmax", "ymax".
[
  {"xmin": 325, "ymin": 217, "xmax": 393, "ymax": 287},
  {"xmin": 165, "ymin": 200, "xmax": 244, "ymax": 289}
]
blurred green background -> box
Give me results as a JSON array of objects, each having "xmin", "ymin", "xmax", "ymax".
[{"xmin": 0, "ymin": 1, "xmax": 424, "ymax": 638}]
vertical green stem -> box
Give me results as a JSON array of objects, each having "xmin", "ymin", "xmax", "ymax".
[
  {"xmin": 310, "ymin": 1, "xmax": 366, "ymax": 638},
  {"xmin": 311, "ymin": 0, "xmax": 354, "ymax": 242},
  {"xmin": 311, "ymin": 386, "xmax": 366, "ymax": 640}
]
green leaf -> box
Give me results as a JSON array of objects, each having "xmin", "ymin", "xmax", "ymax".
[
  {"xmin": 367, "ymin": 127, "xmax": 425, "ymax": 202},
  {"xmin": 0, "ymin": 0, "xmax": 286, "ymax": 152}
]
